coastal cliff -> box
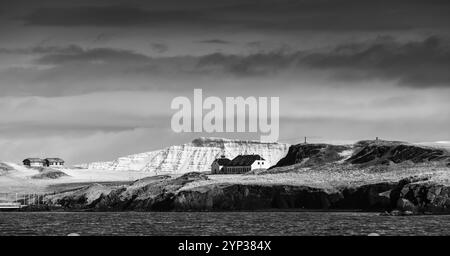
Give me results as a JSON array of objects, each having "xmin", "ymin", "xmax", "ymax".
[{"xmin": 78, "ymin": 137, "xmax": 290, "ymax": 174}]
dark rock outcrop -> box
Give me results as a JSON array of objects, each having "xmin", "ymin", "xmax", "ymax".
[
  {"xmin": 389, "ymin": 176, "xmax": 430, "ymax": 209},
  {"xmin": 50, "ymin": 172, "xmax": 210, "ymax": 211},
  {"xmin": 347, "ymin": 140, "xmax": 449, "ymax": 165},
  {"xmin": 174, "ymin": 185, "xmax": 340, "ymax": 211},
  {"xmin": 39, "ymin": 173, "xmax": 399, "ymax": 212},
  {"xmin": 335, "ymin": 182, "xmax": 395, "ymax": 210},
  {"xmin": 272, "ymin": 143, "xmax": 351, "ymax": 168},
  {"xmin": 31, "ymin": 168, "xmax": 69, "ymax": 179},
  {"xmin": 53, "ymin": 183, "xmax": 115, "ymax": 209},
  {"xmin": 396, "ymin": 182, "xmax": 450, "ymax": 214},
  {"xmin": 271, "ymin": 140, "xmax": 449, "ymax": 170},
  {"xmin": 41, "ymin": 171, "xmax": 450, "ymax": 214}
]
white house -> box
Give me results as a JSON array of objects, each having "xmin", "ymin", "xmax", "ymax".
[
  {"xmin": 23, "ymin": 157, "xmax": 65, "ymax": 168},
  {"xmin": 44, "ymin": 158, "xmax": 65, "ymax": 167},
  {"xmin": 23, "ymin": 158, "xmax": 44, "ymax": 168},
  {"xmin": 218, "ymin": 154, "xmax": 269, "ymax": 174}
]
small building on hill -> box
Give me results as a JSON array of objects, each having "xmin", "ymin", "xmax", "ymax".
[
  {"xmin": 217, "ymin": 154, "xmax": 269, "ymax": 174},
  {"xmin": 23, "ymin": 157, "xmax": 65, "ymax": 168},
  {"xmin": 23, "ymin": 158, "xmax": 44, "ymax": 168},
  {"xmin": 211, "ymin": 155, "xmax": 231, "ymax": 174},
  {"xmin": 44, "ymin": 158, "xmax": 65, "ymax": 167}
]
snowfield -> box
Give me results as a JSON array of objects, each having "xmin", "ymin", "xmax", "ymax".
[
  {"xmin": 77, "ymin": 137, "xmax": 290, "ymax": 174},
  {"xmin": 0, "ymin": 163, "xmax": 154, "ymax": 194}
]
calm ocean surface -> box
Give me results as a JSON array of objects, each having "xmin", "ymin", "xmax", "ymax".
[{"xmin": 0, "ymin": 212, "xmax": 449, "ymax": 236}]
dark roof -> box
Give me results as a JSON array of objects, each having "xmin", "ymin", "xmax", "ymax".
[
  {"xmin": 45, "ymin": 158, "xmax": 65, "ymax": 163},
  {"xmin": 227, "ymin": 155, "xmax": 265, "ymax": 167},
  {"xmin": 23, "ymin": 158, "xmax": 43, "ymax": 163},
  {"xmin": 214, "ymin": 158, "xmax": 231, "ymax": 166}
]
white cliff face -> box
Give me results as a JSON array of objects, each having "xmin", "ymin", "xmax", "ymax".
[{"xmin": 78, "ymin": 137, "xmax": 290, "ymax": 175}]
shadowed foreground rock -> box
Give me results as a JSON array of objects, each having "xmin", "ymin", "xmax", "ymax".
[
  {"xmin": 40, "ymin": 172, "xmax": 450, "ymax": 214},
  {"xmin": 396, "ymin": 182, "xmax": 450, "ymax": 214}
]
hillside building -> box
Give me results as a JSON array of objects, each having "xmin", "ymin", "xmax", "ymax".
[{"xmin": 212, "ymin": 154, "xmax": 269, "ymax": 174}]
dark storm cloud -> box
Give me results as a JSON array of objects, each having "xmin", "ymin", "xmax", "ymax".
[
  {"xmin": 1, "ymin": 35, "xmax": 449, "ymax": 97},
  {"xmin": 197, "ymin": 39, "xmax": 232, "ymax": 45},
  {"xmin": 92, "ymin": 33, "xmax": 116, "ymax": 44},
  {"xmin": 0, "ymin": 45, "xmax": 196, "ymax": 96},
  {"xmin": 0, "ymin": 45, "xmax": 83, "ymax": 55},
  {"xmin": 0, "ymin": 45, "xmax": 153, "ymax": 65},
  {"xmin": 247, "ymin": 41, "xmax": 263, "ymax": 48},
  {"xmin": 196, "ymin": 36, "xmax": 450, "ymax": 87},
  {"xmin": 302, "ymin": 36, "xmax": 450, "ymax": 87},
  {"xmin": 197, "ymin": 52, "xmax": 301, "ymax": 76},
  {"xmin": 17, "ymin": 0, "xmax": 450, "ymax": 31},
  {"xmin": 150, "ymin": 43, "xmax": 169, "ymax": 53},
  {"xmin": 22, "ymin": 5, "xmax": 208, "ymax": 27},
  {"xmin": 34, "ymin": 47, "xmax": 151, "ymax": 65}
]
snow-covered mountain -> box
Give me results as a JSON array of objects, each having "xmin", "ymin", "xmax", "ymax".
[{"xmin": 77, "ymin": 137, "xmax": 290, "ymax": 175}]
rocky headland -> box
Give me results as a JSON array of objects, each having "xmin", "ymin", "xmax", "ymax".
[
  {"xmin": 26, "ymin": 139, "xmax": 450, "ymax": 215},
  {"xmin": 30, "ymin": 172, "xmax": 449, "ymax": 215}
]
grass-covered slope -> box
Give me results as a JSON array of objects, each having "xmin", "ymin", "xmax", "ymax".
[
  {"xmin": 347, "ymin": 140, "xmax": 450, "ymax": 165},
  {"xmin": 271, "ymin": 143, "xmax": 351, "ymax": 168},
  {"xmin": 272, "ymin": 140, "xmax": 450, "ymax": 169}
]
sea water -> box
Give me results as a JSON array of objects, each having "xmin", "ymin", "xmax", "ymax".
[{"xmin": 0, "ymin": 211, "xmax": 449, "ymax": 236}]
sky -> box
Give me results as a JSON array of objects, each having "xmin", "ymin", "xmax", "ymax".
[{"xmin": 0, "ymin": 0, "xmax": 449, "ymax": 164}]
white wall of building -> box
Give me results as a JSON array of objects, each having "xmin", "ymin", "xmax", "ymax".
[{"xmin": 251, "ymin": 160, "xmax": 269, "ymax": 170}]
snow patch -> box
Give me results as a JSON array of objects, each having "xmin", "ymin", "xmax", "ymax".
[{"xmin": 337, "ymin": 149, "xmax": 355, "ymax": 163}]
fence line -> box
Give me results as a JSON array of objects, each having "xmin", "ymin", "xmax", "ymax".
[{"xmin": 0, "ymin": 192, "xmax": 48, "ymax": 206}]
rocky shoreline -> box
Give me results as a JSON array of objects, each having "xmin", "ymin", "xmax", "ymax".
[
  {"xmin": 19, "ymin": 172, "xmax": 450, "ymax": 215},
  {"xmin": 12, "ymin": 140, "xmax": 450, "ymax": 215}
]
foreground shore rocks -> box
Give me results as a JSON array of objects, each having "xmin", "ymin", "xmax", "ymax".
[
  {"xmin": 395, "ymin": 182, "xmax": 450, "ymax": 214},
  {"xmin": 35, "ymin": 172, "xmax": 450, "ymax": 214}
]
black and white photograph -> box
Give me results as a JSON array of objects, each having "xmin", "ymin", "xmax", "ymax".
[{"xmin": 0, "ymin": 0, "xmax": 450, "ymax": 242}]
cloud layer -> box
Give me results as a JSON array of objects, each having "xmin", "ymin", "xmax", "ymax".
[
  {"xmin": 0, "ymin": 0, "xmax": 449, "ymax": 164},
  {"xmin": 18, "ymin": 1, "xmax": 450, "ymax": 31},
  {"xmin": 1, "ymin": 36, "xmax": 449, "ymax": 98}
]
